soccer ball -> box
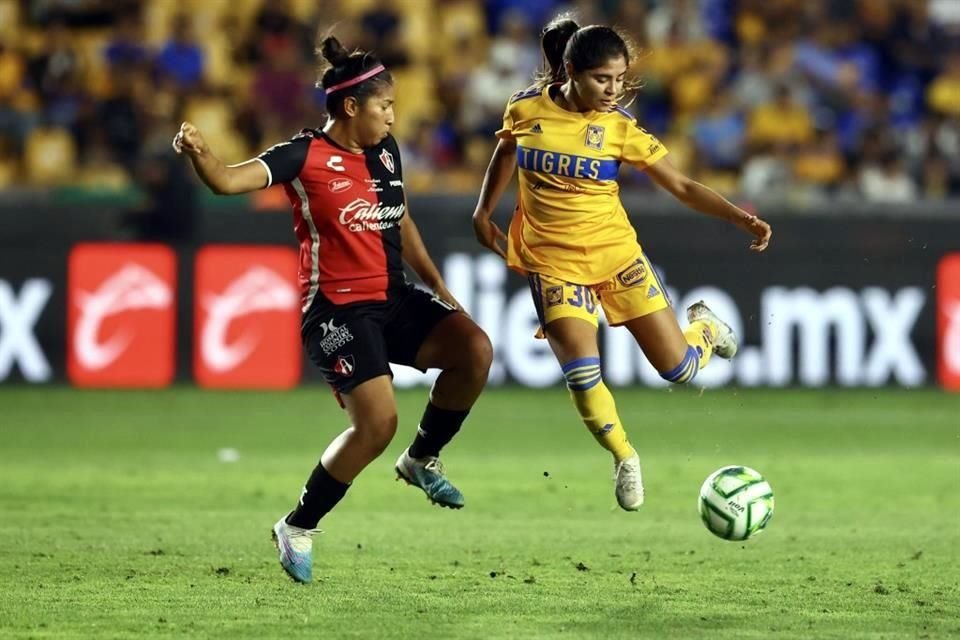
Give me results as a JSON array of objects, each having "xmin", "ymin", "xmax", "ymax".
[{"xmin": 698, "ymin": 465, "xmax": 774, "ymax": 541}]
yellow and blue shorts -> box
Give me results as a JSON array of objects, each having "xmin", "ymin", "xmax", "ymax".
[{"xmin": 527, "ymin": 251, "xmax": 670, "ymax": 333}]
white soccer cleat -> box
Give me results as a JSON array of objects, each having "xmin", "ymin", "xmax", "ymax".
[
  {"xmin": 686, "ymin": 300, "xmax": 738, "ymax": 359},
  {"xmin": 614, "ymin": 454, "xmax": 644, "ymax": 511},
  {"xmin": 272, "ymin": 516, "xmax": 321, "ymax": 584}
]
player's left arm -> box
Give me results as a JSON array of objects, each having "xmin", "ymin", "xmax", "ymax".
[
  {"xmin": 645, "ymin": 157, "xmax": 772, "ymax": 252},
  {"xmin": 400, "ymin": 206, "xmax": 464, "ymax": 311}
]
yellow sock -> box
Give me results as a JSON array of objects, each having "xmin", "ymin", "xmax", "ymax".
[
  {"xmin": 561, "ymin": 357, "xmax": 635, "ymax": 462},
  {"xmin": 569, "ymin": 382, "xmax": 635, "ymax": 461},
  {"xmin": 683, "ymin": 319, "xmax": 718, "ymax": 371}
]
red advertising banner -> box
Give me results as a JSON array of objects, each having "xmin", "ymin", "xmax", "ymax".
[
  {"xmin": 67, "ymin": 243, "xmax": 176, "ymax": 387},
  {"xmin": 937, "ymin": 253, "xmax": 960, "ymax": 391},
  {"xmin": 194, "ymin": 245, "xmax": 301, "ymax": 389}
]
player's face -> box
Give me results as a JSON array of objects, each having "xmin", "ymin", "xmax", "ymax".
[
  {"xmin": 574, "ymin": 56, "xmax": 628, "ymax": 111},
  {"xmin": 357, "ymin": 84, "xmax": 396, "ymax": 146}
]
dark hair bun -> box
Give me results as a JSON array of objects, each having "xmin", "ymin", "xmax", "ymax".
[
  {"xmin": 320, "ymin": 36, "xmax": 350, "ymax": 67},
  {"xmin": 543, "ymin": 18, "xmax": 579, "ymax": 39}
]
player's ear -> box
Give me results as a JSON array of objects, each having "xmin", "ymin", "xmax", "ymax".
[
  {"xmin": 343, "ymin": 95, "xmax": 359, "ymax": 118},
  {"xmin": 564, "ymin": 61, "xmax": 576, "ymax": 79}
]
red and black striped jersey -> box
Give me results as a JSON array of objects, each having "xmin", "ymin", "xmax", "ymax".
[{"xmin": 256, "ymin": 129, "xmax": 407, "ymax": 310}]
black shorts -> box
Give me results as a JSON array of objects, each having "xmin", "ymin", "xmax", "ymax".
[{"xmin": 302, "ymin": 285, "xmax": 458, "ymax": 393}]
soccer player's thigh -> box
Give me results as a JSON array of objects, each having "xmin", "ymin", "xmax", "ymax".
[
  {"xmin": 623, "ymin": 308, "xmax": 689, "ymax": 371},
  {"xmin": 412, "ymin": 312, "xmax": 490, "ymax": 371},
  {"xmin": 381, "ymin": 286, "xmax": 466, "ymax": 370},
  {"xmin": 338, "ymin": 375, "xmax": 397, "ymax": 439},
  {"xmin": 599, "ymin": 254, "xmax": 688, "ymax": 370},
  {"xmin": 529, "ymin": 273, "xmax": 601, "ymax": 361}
]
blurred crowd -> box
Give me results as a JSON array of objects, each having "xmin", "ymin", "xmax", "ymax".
[{"xmin": 0, "ymin": 0, "xmax": 959, "ymax": 203}]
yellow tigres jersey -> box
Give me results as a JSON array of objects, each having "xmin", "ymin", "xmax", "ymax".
[{"xmin": 497, "ymin": 84, "xmax": 668, "ymax": 283}]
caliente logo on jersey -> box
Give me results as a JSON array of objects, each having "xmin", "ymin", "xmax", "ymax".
[{"xmin": 338, "ymin": 198, "xmax": 405, "ymax": 232}]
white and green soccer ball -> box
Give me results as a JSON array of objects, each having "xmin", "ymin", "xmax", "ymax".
[{"xmin": 698, "ymin": 466, "xmax": 774, "ymax": 541}]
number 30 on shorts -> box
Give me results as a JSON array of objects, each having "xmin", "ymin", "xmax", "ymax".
[
  {"xmin": 529, "ymin": 273, "xmax": 601, "ymax": 329},
  {"xmin": 543, "ymin": 281, "xmax": 597, "ymax": 314}
]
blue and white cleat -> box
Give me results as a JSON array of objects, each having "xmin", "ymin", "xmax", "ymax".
[
  {"xmin": 271, "ymin": 516, "xmax": 321, "ymax": 584},
  {"xmin": 395, "ymin": 450, "xmax": 465, "ymax": 509},
  {"xmin": 686, "ymin": 301, "xmax": 739, "ymax": 359}
]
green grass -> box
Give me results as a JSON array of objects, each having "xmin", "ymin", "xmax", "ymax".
[{"xmin": 0, "ymin": 387, "xmax": 957, "ymax": 639}]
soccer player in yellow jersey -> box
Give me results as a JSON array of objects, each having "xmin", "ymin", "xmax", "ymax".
[{"xmin": 472, "ymin": 16, "xmax": 772, "ymax": 511}]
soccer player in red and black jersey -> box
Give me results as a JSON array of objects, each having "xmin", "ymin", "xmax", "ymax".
[{"xmin": 173, "ymin": 36, "xmax": 493, "ymax": 584}]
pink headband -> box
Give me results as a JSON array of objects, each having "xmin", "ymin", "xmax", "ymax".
[{"xmin": 325, "ymin": 64, "xmax": 386, "ymax": 95}]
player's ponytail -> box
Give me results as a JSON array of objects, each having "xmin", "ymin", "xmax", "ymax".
[
  {"xmin": 319, "ymin": 35, "xmax": 350, "ymax": 68},
  {"xmin": 535, "ymin": 17, "xmax": 643, "ymax": 106},
  {"xmin": 535, "ymin": 14, "xmax": 579, "ymax": 88},
  {"xmin": 316, "ymin": 32, "xmax": 393, "ymax": 118}
]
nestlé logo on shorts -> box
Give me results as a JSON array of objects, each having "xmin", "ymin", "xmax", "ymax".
[{"xmin": 617, "ymin": 260, "xmax": 647, "ymax": 288}]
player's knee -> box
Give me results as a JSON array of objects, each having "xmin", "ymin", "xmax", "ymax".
[
  {"xmin": 562, "ymin": 356, "xmax": 603, "ymax": 391},
  {"xmin": 465, "ymin": 329, "xmax": 494, "ymax": 373},
  {"xmin": 659, "ymin": 345, "xmax": 699, "ymax": 385},
  {"xmin": 357, "ymin": 413, "xmax": 398, "ymax": 454},
  {"xmin": 449, "ymin": 326, "xmax": 493, "ymax": 375}
]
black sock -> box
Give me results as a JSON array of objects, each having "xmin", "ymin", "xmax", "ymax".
[
  {"xmin": 286, "ymin": 462, "xmax": 349, "ymax": 529},
  {"xmin": 407, "ymin": 402, "xmax": 470, "ymax": 459}
]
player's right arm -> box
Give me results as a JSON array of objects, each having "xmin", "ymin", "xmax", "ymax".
[
  {"xmin": 473, "ymin": 90, "xmax": 529, "ymax": 258},
  {"xmin": 472, "ymin": 137, "xmax": 517, "ymax": 259},
  {"xmin": 173, "ymin": 122, "xmax": 269, "ymax": 195}
]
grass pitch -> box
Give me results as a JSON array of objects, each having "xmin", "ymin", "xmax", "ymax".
[{"xmin": 0, "ymin": 386, "xmax": 957, "ymax": 639}]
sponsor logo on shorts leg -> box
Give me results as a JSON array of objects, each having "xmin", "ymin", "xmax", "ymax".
[
  {"xmin": 318, "ymin": 318, "xmax": 355, "ymax": 356},
  {"xmin": 546, "ymin": 286, "xmax": 564, "ymax": 306},
  {"xmin": 334, "ymin": 354, "xmax": 355, "ymax": 377},
  {"xmin": 617, "ymin": 260, "xmax": 647, "ymax": 287}
]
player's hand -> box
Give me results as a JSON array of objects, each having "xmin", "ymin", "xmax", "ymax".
[
  {"xmin": 432, "ymin": 282, "xmax": 466, "ymax": 313},
  {"xmin": 172, "ymin": 121, "xmax": 208, "ymax": 158},
  {"xmin": 737, "ymin": 214, "xmax": 772, "ymax": 252},
  {"xmin": 472, "ymin": 212, "xmax": 507, "ymax": 259}
]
